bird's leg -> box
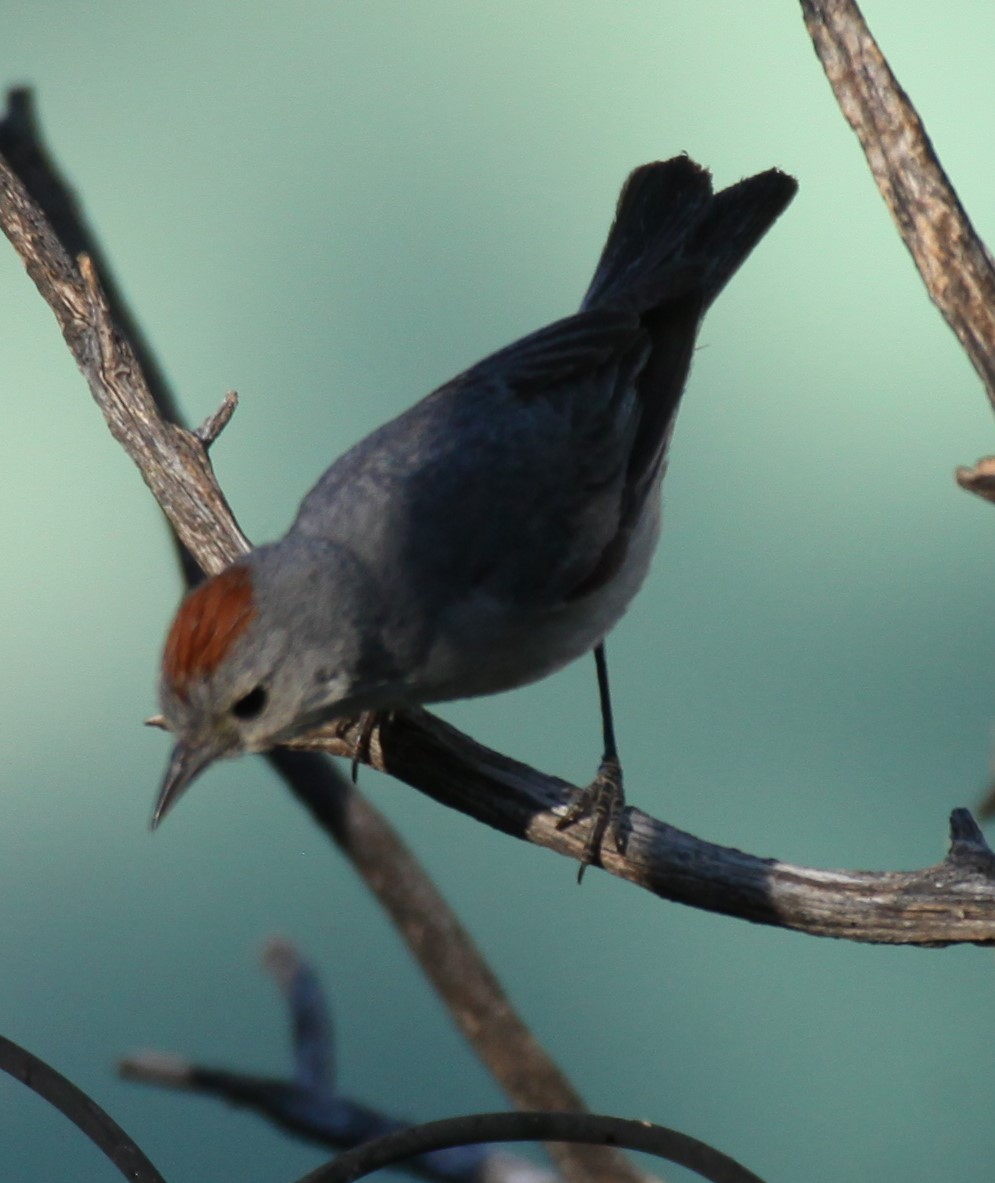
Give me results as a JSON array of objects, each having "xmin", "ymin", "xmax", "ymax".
[{"xmin": 555, "ymin": 642, "xmax": 626, "ymax": 881}]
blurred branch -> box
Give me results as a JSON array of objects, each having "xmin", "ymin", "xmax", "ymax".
[
  {"xmin": 294, "ymin": 1112, "xmax": 766, "ymax": 1183},
  {"xmin": 799, "ymin": 0, "xmax": 995, "ymax": 410},
  {"xmin": 0, "ymin": 1034, "xmax": 166, "ymax": 1183},
  {"xmin": 266, "ymin": 753, "xmax": 615, "ymax": 1125},
  {"xmin": 0, "ymin": 88, "xmax": 638, "ymax": 1183},
  {"xmin": 120, "ymin": 940, "xmax": 554, "ymax": 1183},
  {"xmin": 121, "ymin": 939, "xmax": 767, "ymax": 1183},
  {"xmin": 119, "ymin": 941, "xmax": 767, "ymax": 1183}
]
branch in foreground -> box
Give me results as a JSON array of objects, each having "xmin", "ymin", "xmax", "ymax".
[
  {"xmin": 0, "ymin": 91, "xmax": 637, "ymax": 1183},
  {"xmin": 0, "ymin": 152, "xmax": 249, "ymax": 575},
  {"xmin": 119, "ymin": 940, "xmax": 552, "ymax": 1183},
  {"xmin": 799, "ymin": 0, "xmax": 995, "ymax": 410},
  {"xmin": 294, "ymin": 1112, "xmax": 766, "ymax": 1183},
  {"xmin": 0, "ymin": 1034, "xmax": 166, "ymax": 1183}
]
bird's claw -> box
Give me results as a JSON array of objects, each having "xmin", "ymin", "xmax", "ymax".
[
  {"xmin": 350, "ymin": 710, "xmax": 380, "ymax": 783},
  {"xmin": 555, "ymin": 754, "xmax": 626, "ymax": 882}
]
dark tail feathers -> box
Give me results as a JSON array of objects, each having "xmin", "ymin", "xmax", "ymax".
[{"xmin": 582, "ymin": 156, "xmax": 797, "ymax": 313}]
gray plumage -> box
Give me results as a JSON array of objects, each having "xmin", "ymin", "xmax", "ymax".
[
  {"xmin": 155, "ymin": 157, "xmax": 797, "ymax": 826},
  {"xmin": 280, "ymin": 157, "xmax": 796, "ymax": 699}
]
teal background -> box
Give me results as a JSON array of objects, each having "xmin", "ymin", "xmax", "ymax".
[{"xmin": 1, "ymin": 3, "xmax": 995, "ymax": 1181}]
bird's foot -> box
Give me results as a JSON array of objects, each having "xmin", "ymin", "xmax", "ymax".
[
  {"xmin": 555, "ymin": 754, "xmax": 626, "ymax": 882},
  {"xmin": 350, "ymin": 710, "xmax": 381, "ymax": 783}
]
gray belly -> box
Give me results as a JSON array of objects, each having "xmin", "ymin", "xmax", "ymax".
[{"xmin": 413, "ymin": 500, "xmax": 662, "ymax": 703}]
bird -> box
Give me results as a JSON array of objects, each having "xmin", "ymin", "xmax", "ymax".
[{"xmin": 154, "ymin": 156, "xmax": 797, "ymax": 876}]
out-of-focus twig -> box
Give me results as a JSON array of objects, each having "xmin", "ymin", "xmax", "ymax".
[
  {"xmin": 119, "ymin": 941, "xmax": 766, "ymax": 1183},
  {"xmin": 120, "ymin": 941, "xmax": 540, "ymax": 1183}
]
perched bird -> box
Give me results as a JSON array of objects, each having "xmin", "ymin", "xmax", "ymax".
[{"xmin": 155, "ymin": 156, "xmax": 796, "ymax": 875}]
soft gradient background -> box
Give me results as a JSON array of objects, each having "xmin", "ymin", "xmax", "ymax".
[{"xmin": 1, "ymin": 4, "xmax": 994, "ymax": 1181}]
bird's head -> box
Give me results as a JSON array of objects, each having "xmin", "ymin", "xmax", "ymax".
[{"xmin": 153, "ymin": 541, "xmax": 378, "ymax": 828}]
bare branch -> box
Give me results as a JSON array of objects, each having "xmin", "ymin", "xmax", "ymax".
[
  {"xmin": 284, "ymin": 712, "xmax": 995, "ymax": 946},
  {"xmin": 75, "ymin": 250, "xmax": 251, "ymax": 571},
  {"xmin": 0, "ymin": 1035, "xmax": 167, "ymax": 1183},
  {"xmin": 797, "ymin": 3, "xmax": 995, "ymax": 824},
  {"xmin": 799, "ymin": 0, "xmax": 995, "ymax": 411},
  {"xmin": 293, "ymin": 1111, "xmax": 767, "ymax": 1183},
  {"xmin": 0, "ymin": 155, "xmax": 248, "ymax": 572},
  {"xmin": 196, "ymin": 389, "xmax": 239, "ymax": 448},
  {"xmin": 120, "ymin": 940, "xmax": 555, "ymax": 1183}
]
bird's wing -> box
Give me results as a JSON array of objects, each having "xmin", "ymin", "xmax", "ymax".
[
  {"xmin": 292, "ymin": 159, "xmax": 797, "ymax": 615},
  {"xmin": 291, "ymin": 306, "xmax": 661, "ymax": 607}
]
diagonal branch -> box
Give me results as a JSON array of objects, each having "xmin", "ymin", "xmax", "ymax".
[
  {"xmin": 0, "ymin": 90, "xmax": 640, "ymax": 1183},
  {"xmin": 797, "ymin": 0, "xmax": 995, "ymax": 824},
  {"xmin": 0, "ymin": 150, "xmax": 249, "ymax": 573},
  {"xmin": 799, "ymin": 0, "xmax": 995, "ymax": 411}
]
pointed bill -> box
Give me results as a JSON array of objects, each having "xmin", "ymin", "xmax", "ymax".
[{"xmin": 151, "ymin": 739, "xmax": 225, "ymax": 830}]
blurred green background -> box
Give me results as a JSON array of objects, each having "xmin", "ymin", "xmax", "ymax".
[{"xmin": 1, "ymin": 3, "xmax": 995, "ymax": 1181}]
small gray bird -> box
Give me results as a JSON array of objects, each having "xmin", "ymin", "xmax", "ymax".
[{"xmin": 156, "ymin": 156, "xmax": 797, "ymax": 875}]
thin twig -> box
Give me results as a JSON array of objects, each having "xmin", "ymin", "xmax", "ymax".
[
  {"xmin": 196, "ymin": 389, "xmax": 239, "ymax": 448},
  {"xmin": 119, "ymin": 940, "xmax": 554, "ymax": 1183}
]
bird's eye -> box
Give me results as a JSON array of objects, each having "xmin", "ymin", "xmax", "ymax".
[{"xmin": 232, "ymin": 685, "xmax": 268, "ymax": 720}]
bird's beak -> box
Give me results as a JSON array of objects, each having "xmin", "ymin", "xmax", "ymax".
[{"xmin": 151, "ymin": 739, "xmax": 225, "ymax": 830}]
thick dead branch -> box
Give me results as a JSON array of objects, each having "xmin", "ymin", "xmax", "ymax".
[
  {"xmin": 288, "ymin": 713, "xmax": 995, "ymax": 946},
  {"xmin": 799, "ymin": 1, "xmax": 995, "ymax": 828},
  {"xmin": 800, "ymin": 0, "xmax": 995, "ymax": 411}
]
